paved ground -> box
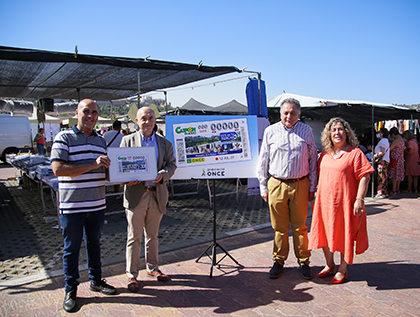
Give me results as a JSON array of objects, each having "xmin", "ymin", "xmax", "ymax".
[
  {"xmin": 1, "ymin": 163, "xmax": 420, "ymax": 316},
  {"xmin": 0, "ymin": 163, "xmax": 270, "ymax": 285}
]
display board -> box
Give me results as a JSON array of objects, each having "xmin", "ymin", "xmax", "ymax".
[{"xmin": 166, "ymin": 115, "xmax": 259, "ymax": 179}]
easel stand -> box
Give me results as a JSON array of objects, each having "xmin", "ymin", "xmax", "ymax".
[{"xmin": 195, "ymin": 179, "xmax": 239, "ymax": 278}]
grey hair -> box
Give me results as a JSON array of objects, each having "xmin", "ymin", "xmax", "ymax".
[{"xmin": 280, "ymin": 98, "xmax": 301, "ymax": 113}]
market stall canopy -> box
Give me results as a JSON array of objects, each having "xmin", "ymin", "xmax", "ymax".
[
  {"xmin": 180, "ymin": 98, "xmax": 214, "ymax": 112},
  {"xmin": 216, "ymin": 99, "xmax": 248, "ymax": 114},
  {"xmin": 54, "ymin": 101, "xmax": 78, "ymax": 115},
  {"xmin": 0, "ymin": 99, "xmax": 34, "ymax": 116},
  {"xmin": 176, "ymin": 98, "xmax": 248, "ymax": 115},
  {"xmin": 0, "ymin": 99, "xmax": 13, "ymax": 112},
  {"xmin": 0, "ymin": 46, "xmax": 240, "ymax": 101},
  {"xmin": 3, "ymin": 102, "xmax": 61, "ymax": 123},
  {"xmin": 267, "ymin": 93, "xmax": 420, "ymax": 133}
]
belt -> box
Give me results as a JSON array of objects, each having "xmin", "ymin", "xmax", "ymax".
[
  {"xmin": 144, "ymin": 186, "xmax": 156, "ymax": 191},
  {"xmin": 271, "ymin": 175, "xmax": 308, "ymax": 183}
]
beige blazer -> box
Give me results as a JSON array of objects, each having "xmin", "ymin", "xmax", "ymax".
[{"xmin": 120, "ymin": 132, "xmax": 177, "ymax": 214}]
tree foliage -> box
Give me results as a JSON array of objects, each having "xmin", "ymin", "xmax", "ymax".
[{"xmin": 96, "ymin": 97, "xmax": 175, "ymax": 118}]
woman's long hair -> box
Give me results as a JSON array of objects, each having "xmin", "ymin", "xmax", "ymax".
[{"xmin": 321, "ymin": 117, "xmax": 359, "ymax": 153}]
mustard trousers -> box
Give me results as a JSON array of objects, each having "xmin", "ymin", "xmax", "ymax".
[{"xmin": 267, "ymin": 176, "xmax": 311, "ymax": 265}]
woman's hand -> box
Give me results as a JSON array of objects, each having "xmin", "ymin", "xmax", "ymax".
[
  {"xmin": 354, "ymin": 174, "xmax": 370, "ymax": 216},
  {"xmin": 353, "ymin": 199, "xmax": 364, "ymax": 216}
]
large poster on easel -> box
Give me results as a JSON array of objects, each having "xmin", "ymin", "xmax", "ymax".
[{"xmin": 166, "ymin": 115, "xmax": 259, "ymax": 179}]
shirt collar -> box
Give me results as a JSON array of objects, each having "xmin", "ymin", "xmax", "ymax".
[
  {"xmin": 72, "ymin": 125, "xmax": 98, "ymax": 136},
  {"xmin": 140, "ymin": 131, "xmax": 155, "ymax": 142},
  {"xmin": 280, "ymin": 120, "xmax": 301, "ymax": 131}
]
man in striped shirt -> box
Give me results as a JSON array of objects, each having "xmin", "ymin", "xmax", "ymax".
[
  {"xmin": 257, "ymin": 98, "xmax": 317, "ymax": 280},
  {"xmin": 51, "ymin": 99, "xmax": 116, "ymax": 312}
]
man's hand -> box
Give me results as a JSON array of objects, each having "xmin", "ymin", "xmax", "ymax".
[
  {"xmin": 151, "ymin": 173, "xmax": 163, "ymax": 183},
  {"xmin": 95, "ymin": 155, "xmax": 110, "ymax": 168},
  {"xmin": 261, "ymin": 192, "xmax": 268, "ymax": 202},
  {"xmin": 124, "ymin": 180, "xmax": 141, "ymax": 186},
  {"xmin": 124, "ymin": 173, "xmax": 163, "ymax": 186},
  {"xmin": 308, "ymin": 191, "xmax": 315, "ymax": 202}
]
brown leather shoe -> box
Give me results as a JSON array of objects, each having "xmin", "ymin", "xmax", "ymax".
[
  {"xmin": 127, "ymin": 277, "xmax": 140, "ymax": 292},
  {"xmin": 146, "ymin": 270, "xmax": 169, "ymax": 282}
]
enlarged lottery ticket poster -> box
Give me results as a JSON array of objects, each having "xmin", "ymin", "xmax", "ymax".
[
  {"xmin": 173, "ymin": 118, "xmax": 251, "ymax": 167},
  {"xmin": 107, "ymin": 147, "xmax": 157, "ymax": 183},
  {"xmin": 166, "ymin": 115, "xmax": 258, "ymax": 179}
]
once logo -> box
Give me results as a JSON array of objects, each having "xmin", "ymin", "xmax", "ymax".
[{"xmin": 206, "ymin": 170, "xmax": 225, "ymax": 177}]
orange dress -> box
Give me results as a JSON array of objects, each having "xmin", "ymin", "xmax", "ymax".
[{"xmin": 309, "ymin": 147, "xmax": 374, "ymax": 264}]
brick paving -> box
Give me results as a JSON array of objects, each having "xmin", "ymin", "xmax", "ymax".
[
  {"xmin": 1, "ymin": 163, "xmax": 420, "ymax": 316},
  {"xmin": 0, "ymin": 166, "xmax": 269, "ymax": 283}
]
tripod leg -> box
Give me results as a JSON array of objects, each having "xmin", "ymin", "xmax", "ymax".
[
  {"xmin": 195, "ymin": 243, "xmax": 213, "ymax": 263},
  {"xmin": 216, "ymin": 243, "xmax": 239, "ymax": 265},
  {"xmin": 210, "ymin": 243, "xmax": 217, "ymax": 278},
  {"xmin": 195, "ymin": 179, "xmax": 241, "ymax": 277}
]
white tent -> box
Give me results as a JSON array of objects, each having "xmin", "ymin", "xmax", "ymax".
[
  {"xmin": 268, "ymin": 92, "xmax": 410, "ymax": 110},
  {"xmin": 28, "ymin": 111, "xmax": 61, "ymax": 124},
  {"xmin": 267, "ymin": 93, "xmax": 419, "ymax": 133}
]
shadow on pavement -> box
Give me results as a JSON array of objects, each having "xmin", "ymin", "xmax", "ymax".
[
  {"xmin": 9, "ymin": 259, "xmax": 420, "ymax": 314},
  {"xmin": 366, "ymin": 202, "xmax": 399, "ymax": 216},
  {"xmin": 9, "ymin": 268, "xmax": 314, "ymax": 314},
  {"xmin": 350, "ymin": 261, "xmax": 420, "ymax": 290}
]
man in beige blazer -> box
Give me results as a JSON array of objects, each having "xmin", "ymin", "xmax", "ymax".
[{"xmin": 120, "ymin": 107, "xmax": 176, "ymax": 292}]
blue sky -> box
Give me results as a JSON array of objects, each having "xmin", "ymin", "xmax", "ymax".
[{"xmin": 1, "ymin": 0, "xmax": 419, "ymax": 107}]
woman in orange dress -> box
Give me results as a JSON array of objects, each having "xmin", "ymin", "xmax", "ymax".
[{"xmin": 309, "ymin": 118, "xmax": 374, "ymax": 284}]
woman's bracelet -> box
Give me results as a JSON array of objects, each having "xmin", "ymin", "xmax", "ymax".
[{"xmin": 356, "ymin": 198, "xmax": 364, "ymax": 203}]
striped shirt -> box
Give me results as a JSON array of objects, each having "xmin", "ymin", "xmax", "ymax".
[
  {"xmin": 257, "ymin": 121, "xmax": 318, "ymax": 193},
  {"xmin": 51, "ymin": 125, "xmax": 107, "ymax": 214}
]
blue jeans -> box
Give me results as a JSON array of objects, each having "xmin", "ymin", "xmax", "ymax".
[{"xmin": 60, "ymin": 210, "xmax": 105, "ymax": 293}]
